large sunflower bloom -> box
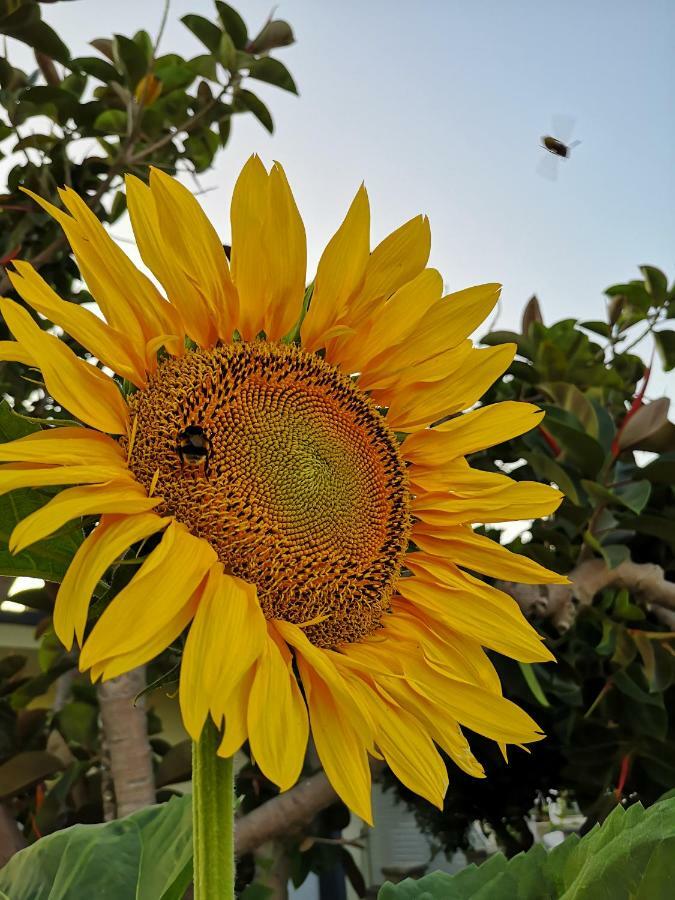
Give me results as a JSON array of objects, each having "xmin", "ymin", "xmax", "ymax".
[{"xmin": 0, "ymin": 157, "xmax": 565, "ymax": 822}]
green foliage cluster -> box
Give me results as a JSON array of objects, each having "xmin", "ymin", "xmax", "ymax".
[
  {"xmin": 378, "ymin": 795, "xmax": 675, "ymax": 899},
  {"xmin": 387, "ymin": 268, "xmax": 675, "ymax": 862}
]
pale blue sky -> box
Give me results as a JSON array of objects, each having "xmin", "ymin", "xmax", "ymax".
[{"xmin": 7, "ymin": 0, "xmax": 675, "ymax": 391}]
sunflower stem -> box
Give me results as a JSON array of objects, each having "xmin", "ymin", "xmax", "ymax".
[{"xmin": 192, "ymin": 719, "xmax": 235, "ymax": 900}]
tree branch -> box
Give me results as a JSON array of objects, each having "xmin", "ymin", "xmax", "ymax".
[
  {"xmin": 234, "ymin": 770, "xmax": 338, "ymax": 855},
  {"xmin": 496, "ymin": 558, "xmax": 675, "ymax": 631}
]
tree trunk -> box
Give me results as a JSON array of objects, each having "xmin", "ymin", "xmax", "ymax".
[{"xmin": 97, "ymin": 666, "xmax": 156, "ymax": 819}]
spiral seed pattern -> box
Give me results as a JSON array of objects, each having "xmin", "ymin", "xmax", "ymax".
[{"xmin": 124, "ymin": 342, "xmax": 410, "ymax": 647}]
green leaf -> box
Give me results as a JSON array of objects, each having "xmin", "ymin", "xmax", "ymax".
[
  {"xmin": 654, "ymin": 330, "xmax": 675, "ymax": 372},
  {"xmin": 642, "ymin": 454, "xmax": 675, "ymax": 484},
  {"xmin": 517, "ymin": 662, "xmax": 550, "ymax": 706},
  {"xmin": 183, "ymin": 128, "xmax": 219, "ymax": 173},
  {"xmin": 580, "ymin": 320, "xmax": 611, "ymax": 337},
  {"xmin": 247, "ymin": 19, "xmax": 295, "ymax": 53},
  {"xmin": 72, "ymin": 55, "xmax": 120, "ymax": 83},
  {"xmin": 154, "ymin": 62, "xmax": 195, "ymax": 93},
  {"xmin": 540, "ymin": 382, "xmax": 599, "ymax": 438},
  {"xmin": 0, "ymin": 5, "xmax": 70, "ymax": 66},
  {"xmin": 601, "ymin": 543, "xmax": 630, "ymax": 570},
  {"xmin": 0, "ymin": 796, "xmax": 193, "ymax": 900},
  {"xmin": 480, "ymin": 329, "xmax": 532, "ymax": 357},
  {"xmin": 181, "ymin": 14, "xmax": 222, "ymax": 53},
  {"xmin": 0, "ymin": 751, "xmax": 63, "ymax": 800},
  {"xmin": 57, "ymin": 701, "xmax": 98, "ymax": 749},
  {"xmin": 93, "ymin": 108, "xmax": 128, "ymax": 134},
  {"xmin": 187, "ymin": 53, "xmax": 218, "ymax": 81},
  {"xmin": 522, "ymin": 450, "xmax": 582, "ymax": 506},
  {"xmin": 543, "ymin": 417, "xmax": 606, "ymax": 478},
  {"xmin": 248, "ymin": 57, "xmax": 298, "ymax": 94},
  {"xmin": 235, "ymin": 88, "xmax": 273, "ymax": 132},
  {"xmin": 215, "ymin": 2, "xmax": 248, "ymax": 49},
  {"xmin": 615, "ymin": 479, "xmax": 651, "ymax": 514},
  {"xmin": 0, "ymin": 402, "xmax": 83, "ymax": 582},
  {"xmin": 217, "ymin": 31, "xmax": 237, "ymax": 70},
  {"xmin": 377, "ymin": 797, "xmax": 675, "ymax": 899},
  {"xmin": 640, "ymin": 265, "xmax": 668, "ymax": 304},
  {"xmin": 112, "ymin": 34, "xmax": 148, "ymax": 88}
]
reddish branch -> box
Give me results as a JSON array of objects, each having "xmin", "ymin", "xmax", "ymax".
[{"xmin": 611, "ymin": 364, "xmax": 652, "ymax": 458}]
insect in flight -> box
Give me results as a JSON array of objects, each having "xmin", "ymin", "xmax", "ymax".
[
  {"xmin": 176, "ymin": 425, "xmax": 211, "ymax": 477},
  {"xmin": 538, "ymin": 115, "xmax": 581, "ymax": 180}
]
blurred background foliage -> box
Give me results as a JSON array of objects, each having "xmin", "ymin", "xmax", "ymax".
[{"xmin": 0, "ymin": 0, "xmax": 674, "ymax": 896}]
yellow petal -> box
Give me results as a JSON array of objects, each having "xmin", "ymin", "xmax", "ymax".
[
  {"xmin": 0, "ymin": 298, "xmax": 129, "ymax": 434},
  {"xmin": 385, "ymin": 344, "xmax": 516, "ymax": 431},
  {"xmin": 396, "ymin": 572, "xmax": 552, "ymax": 663},
  {"xmin": 0, "ymin": 462, "xmax": 127, "ymax": 497},
  {"xmin": 349, "ymin": 215, "xmax": 431, "ymax": 322},
  {"xmin": 299, "ymin": 657, "xmax": 373, "ymax": 823},
  {"xmin": 217, "ymin": 668, "xmax": 255, "ymax": 758},
  {"xmin": 368, "ymin": 341, "xmax": 474, "ymax": 398},
  {"xmin": 333, "ymin": 268, "xmax": 443, "ymax": 375},
  {"xmin": 404, "ymin": 653, "xmax": 544, "ymax": 745},
  {"xmin": 408, "ymin": 458, "xmax": 513, "ymax": 494},
  {"xmin": 24, "ymin": 186, "xmax": 183, "ymax": 365},
  {"xmin": 79, "ymin": 521, "xmax": 216, "ymax": 671},
  {"xmin": 57, "ymin": 186, "xmax": 185, "ymax": 359},
  {"xmin": 275, "ymin": 619, "xmax": 374, "ymax": 823},
  {"xmin": 55, "ymin": 512, "xmax": 170, "ymax": 651},
  {"xmin": 383, "ymin": 604, "xmax": 505, "ymax": 688},
  {"xmin": 126, "ymin": 174, "xmax": 209, "ymax": 350},
  {"xmin": 412, "ymin": 523, "xmax": 568, "ymax": 584},
  {"xmin": 0, "ymin": 340, "xmax": 36, "ymax": 366},
  {"xmin": 180, "ymin": 566, "xmax": 267, "ymax": 741},
  {"xmin": 9, "ymin": 262, "xmax": 146, "ymax": 386},
  {"xmin": 354, "ymin": 268, "xmax": 444, "ymax": 369},
  {"xmin": 362, "ymin": 284, "xmax": 500, "ymax": 386},
  {"xmin": 381, "ymin": 677, "xmax": 485, "ymax": 778},
  {"xmin": 345, "ymin": 673, "xmax": 448, "ymax": 808},
  {"xmin": 300, "ymin": 185, "xmax": 370, "ymax": 351},
  {"xmin": 230, "ymin": 154, "xmax": 270, "ymax": 340},
  {"xmin": 10, "ymin": 480, "xmax": 161, "ymax": 554},
  {"xmin": 263, "ymin": 162, "xmax": 307, "ymax": 340},
  {"xmin": 0, "ymin": 426, "xmax": 124, "ymax": 467},
  {"xmin": 247, "ymin": 626, "xmax": 309, "ymax": 790},
  {"xmin": 93, "ymin": 596, "xmax": 200, "ymax": 682},
  {"xmin": 148, "ymin": 168, "xmax": 236, "ymax": 343},
  {"xmin": 412, "ymin": 482, "xmax": 563, "ymax": 526},
  {"xmin": 402, "ymin": 403, "xmax": 544, "ymax": 466}
]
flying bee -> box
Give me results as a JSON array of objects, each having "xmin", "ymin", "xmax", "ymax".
[
  {"xmin": 176, "ymin": 425, "xmax": 211, "ymax": 477},
  {"xmin": 541, "ymin": 135, "xmax": 579, "ymax": 158},
  {"xmin": 537, "ymin": 115, "xmax": 580, "ymax": 180}
]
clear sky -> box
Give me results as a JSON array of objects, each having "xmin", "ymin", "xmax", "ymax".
[{"xmin": 6, "ymin": 0, "xmax": 675, "ymax": 391}]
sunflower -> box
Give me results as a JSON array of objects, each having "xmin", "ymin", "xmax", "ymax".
[{"xmin": 0, "ymin": 157, "xmax": 565, "ymax": 822}]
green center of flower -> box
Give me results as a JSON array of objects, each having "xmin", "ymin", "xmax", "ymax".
[{"xmin": 124, "ymin": 342, "xmax": 410, "ymax": 647}]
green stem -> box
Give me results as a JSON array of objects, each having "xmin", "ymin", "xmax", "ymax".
[{"xmin": 192, "ymin": 719, "xmax": 236, "ymax": 900}]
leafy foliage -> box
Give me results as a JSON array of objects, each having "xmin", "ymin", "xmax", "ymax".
[
  {"xmin": 378, "ymin": 795, "xmax": 675, "ymax": 899},
  {"xmin": 386, "ymin": 267, "xmax": 675, "ymax": 860},
  {"xmin": 0, "ymin": 794, "xmax": 192, "ymax": 900}
]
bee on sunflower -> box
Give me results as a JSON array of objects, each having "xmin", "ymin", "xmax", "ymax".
[{"xmin": 0, "ymin": 156, "xmax": 564, "ymax": 829}]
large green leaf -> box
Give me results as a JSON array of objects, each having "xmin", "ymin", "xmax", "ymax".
[
  {"xmin": 0, "ymin": 401, "xmax": 83, "ymax": 581},
  {"xmin": 378, "ymin": 796, "xmax": 675, "ymax": 898},
  {"xmin": 0, "ymin": 795, "xmax": 192, "ymax": 900}
]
